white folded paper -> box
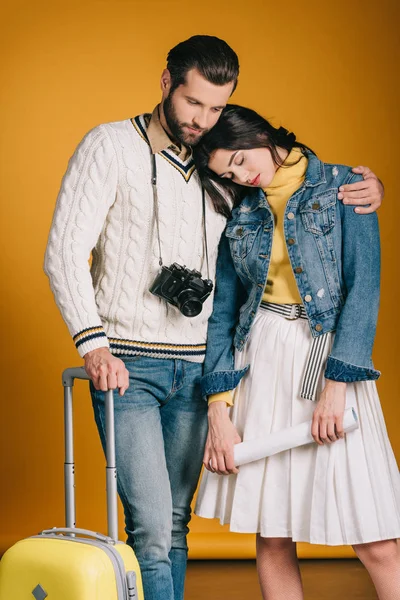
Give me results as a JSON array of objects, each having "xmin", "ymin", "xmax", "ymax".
[{"xmin": 233, "ymin": 407, "xmax": 359, "ymax": 466}]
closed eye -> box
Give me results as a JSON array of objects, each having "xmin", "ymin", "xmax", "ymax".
[{"xmin": 220, "ymin": 152, "xmax": 244, "ymax": 179}]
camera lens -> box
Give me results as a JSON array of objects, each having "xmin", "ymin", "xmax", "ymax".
[{"xmin": 178, "ymin": 290, "xmax": 202, "ymax": 317}]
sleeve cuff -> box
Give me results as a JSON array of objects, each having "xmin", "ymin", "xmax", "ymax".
[
  {"xmin": 201, "ymin": 365, "xmax": 250, "ymax": 400},
  {"xmin": 73, "ymin": 327, "xmax": 109, "ymax": 358},
  {"xmin": 324, "ymin": 356, "xmax": 380, "ymax": 382},
  {"xmin": 208, "ymin": 391, "xmax": 234, "ymax": 407}
]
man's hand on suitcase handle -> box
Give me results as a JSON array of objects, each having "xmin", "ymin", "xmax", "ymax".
[{"xmin": 84, "ymin": 348, "xmax": 129, "ymax": 396}]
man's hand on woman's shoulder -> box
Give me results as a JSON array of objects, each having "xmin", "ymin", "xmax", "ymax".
[{"xmin": 337, "ymin": 166, "xmax": 384, "ymax": 214}]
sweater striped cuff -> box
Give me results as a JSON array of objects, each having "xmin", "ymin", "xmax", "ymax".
[{"xmin": 73, "ymin": 327, "xmax": 109, "ymax": 358}]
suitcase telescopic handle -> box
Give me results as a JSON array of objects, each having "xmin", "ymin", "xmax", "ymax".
[
  {"xmin": 40, "ymin": 528, "xmax": 114, "ymax": 544},
  {"xmin": 62, "ymin": 367, "xmax": 119, "ymax": 542}
]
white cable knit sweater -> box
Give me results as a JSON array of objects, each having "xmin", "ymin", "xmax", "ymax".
[{"xmin": 44, "ymin": 115, "xmax": 227, "ymax": 361}]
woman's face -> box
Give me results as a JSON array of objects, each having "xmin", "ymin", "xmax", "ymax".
[{"xmin": 208, "ymin": 147, "xmax": 280, "ymax": 189}]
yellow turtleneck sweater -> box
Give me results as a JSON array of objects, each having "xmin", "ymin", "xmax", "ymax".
[
  {"xmin": 262, "ymin": 147, "xmax": 308, "ymax": 305},
  {"xmin": 208, "ymin": 148, "xmax": 308, "ymax": 406}
]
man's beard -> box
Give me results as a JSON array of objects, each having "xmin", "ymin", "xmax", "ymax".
[{"xmin": 163, "ymin": 93, "xmax": 208, "ymax": 147}]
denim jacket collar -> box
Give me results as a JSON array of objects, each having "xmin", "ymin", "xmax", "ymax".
[{"xmin": 303, "ymin": 152, "xmax": 327, "ymax": 187}]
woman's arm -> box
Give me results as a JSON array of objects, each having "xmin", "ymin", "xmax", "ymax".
[
  {"xmin": 201, "ymin": 230, "xmax": 249, "ymax": 399},
  {"xmin": 324, "ymin": 172, "xmax": 381, "ymax": 382},
  {"xmin": 202, "ymin": 230, "xmax": 248, "ymax": 475},
  {"xmin": 313, "ymin": 172, "xmax": 381, "ymax": 445}
]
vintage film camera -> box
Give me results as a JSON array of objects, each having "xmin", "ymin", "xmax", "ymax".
[{"xmin": 150, "ymin": 263, "xmax": 213, "ymax": 318}]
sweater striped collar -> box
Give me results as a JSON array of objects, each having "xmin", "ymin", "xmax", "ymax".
[{"xmin": 131, "ymin": 113, "xmax": 196, "ymax": 182}]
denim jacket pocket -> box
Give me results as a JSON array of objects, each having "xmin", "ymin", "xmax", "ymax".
[
  {"xmin": 225, "ymin": 222, "xmax": 261, "ymax": 259},
  {"xmin": 300, "ymin": 190, "xmax": 336, "ymax": 236}
]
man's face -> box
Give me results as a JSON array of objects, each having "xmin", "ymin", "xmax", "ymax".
[{"xmin": 161, "ymin": 68, "xmax": 235, "ymax": 146}]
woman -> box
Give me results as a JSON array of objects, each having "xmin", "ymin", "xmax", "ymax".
[{"xmin": 193, "ymin": 105, "xmax": 400, "ymax": 600}]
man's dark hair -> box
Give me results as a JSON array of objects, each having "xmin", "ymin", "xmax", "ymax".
[{"xmin": 167, "ymin": 35, "xmax": 239, "ymax": 94}]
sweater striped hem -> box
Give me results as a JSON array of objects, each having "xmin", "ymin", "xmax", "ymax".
[{"xmin": 109, "ymin": 338, "xmax": 206, "ymax": 363}]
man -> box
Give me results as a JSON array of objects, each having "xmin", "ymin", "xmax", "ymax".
[{"xmin": 44, "ymin": 35, "xmax": 383, "ymax": 600}]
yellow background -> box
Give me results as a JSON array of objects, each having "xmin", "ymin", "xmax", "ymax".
[{"xmin": 1, "ymin": 0, "xmax": 399, "ymax": 560}]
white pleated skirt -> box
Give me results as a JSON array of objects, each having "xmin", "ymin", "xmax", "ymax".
[{"xmin": 195, "ymin": 308, "xmax": 400, "ymax": 545}]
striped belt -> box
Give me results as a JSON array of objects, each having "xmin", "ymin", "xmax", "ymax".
[{"xmin": 260, "ymin": 301, "xmax": 331, "ymax": 402}]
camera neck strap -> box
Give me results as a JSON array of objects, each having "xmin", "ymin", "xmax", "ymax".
[{"xmin": 151, "ymin": 152, "xmax": 210, "ymax": 278}]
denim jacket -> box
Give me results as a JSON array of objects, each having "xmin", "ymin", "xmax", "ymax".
[{"xmin": 201, "ymin": 152, "xmax": 381, "ymax": 399}]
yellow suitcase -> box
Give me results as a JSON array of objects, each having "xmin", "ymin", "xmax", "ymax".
[{"xmin": 0, "ymin": 367, "xmax": 144, "ymax": 600}]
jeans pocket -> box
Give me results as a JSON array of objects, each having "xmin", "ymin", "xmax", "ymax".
[{"xmin": 120, "ymin": 354, "xmax": 143, "ymax": 363}]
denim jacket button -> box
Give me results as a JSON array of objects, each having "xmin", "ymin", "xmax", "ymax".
[
  {"xmin": 312, "ymin": 202, "xmax": 321, "ymax": 210},
  {"xmin": 315, "ymin": 324, "xmax": 323, "ymax": 332},
  {"xmin": 294, "ymin": 267, "xmax": 303, "ymax": 274},
  {"xmin": 236, "ymin": 227, "xmax": 244, "ymax": 236},
  {"xmin": 304, "ymin": 294, "xmax": 312, "ymax": 302},
  {"xmin": 287, "ymin": 212, "xmax": 295, "ymax": 220},
  {"xmin": 288, "ymin": 238, "xmax": 295, "ymax": 245}
]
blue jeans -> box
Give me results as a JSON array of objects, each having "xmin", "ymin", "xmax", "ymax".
[{"xmin": 90, "ymin": 356, "xmax": 207, "ymax": 600}]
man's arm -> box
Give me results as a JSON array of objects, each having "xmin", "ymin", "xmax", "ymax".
[
  {"xmin": 337, "ymin": 165, "xmax": 384, "ymax": 214},
  {"xmin": 44, "ymin": 125, "xmax": 128, "ymax": 394}
]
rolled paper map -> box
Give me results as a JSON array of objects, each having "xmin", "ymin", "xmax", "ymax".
[{"xmin": 233, "ymin": 407, "xmax": 359, "ymax": 467}]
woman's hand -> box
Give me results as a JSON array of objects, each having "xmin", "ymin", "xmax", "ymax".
[
  {"xmin": 311, "ymin": 380, "xmax": 347, "ymax": 445},
  {"xmin": 203, "ymin": 401, "xmax": 241, "ymax": 475}
]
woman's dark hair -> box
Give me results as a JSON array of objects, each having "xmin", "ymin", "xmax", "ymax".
[
  {"xmin": 167, "ymin": 36, "xmax": 239, "ymax": 94},
  {"xmin": 193, "ymin": 104, "xmax": 314, "ymax": 218}
]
